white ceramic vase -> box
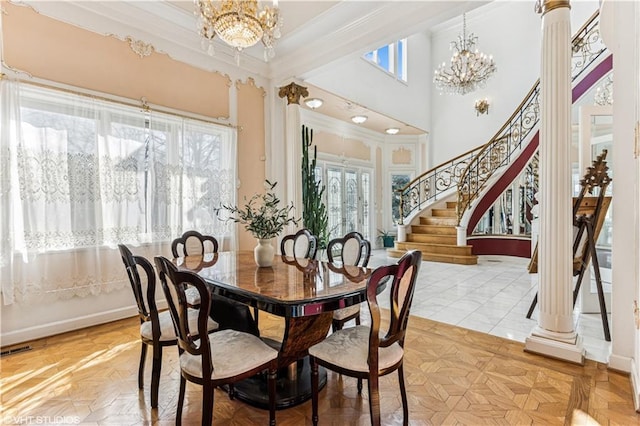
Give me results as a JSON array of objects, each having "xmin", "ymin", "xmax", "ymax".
[{"xmin": 254, "ymin": 238, "xmax": 275, "ymax": 267}]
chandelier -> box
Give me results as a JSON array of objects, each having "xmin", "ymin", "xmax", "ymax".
[
  {"xmin": 195, "ymin": 0, "xmax": 282, "ymax": 61},
  {"xmin": 434, "ymin": 13, "xmax": 496, "ymax": 95}
]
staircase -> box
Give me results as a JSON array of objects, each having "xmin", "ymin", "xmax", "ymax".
[
  {"xmin": 389, "ymin": 201, "xmax": 478, "ymax": 265},
  {"xmin": 390, "ymin": 10, "xmax": 608, "ymax": 266}
]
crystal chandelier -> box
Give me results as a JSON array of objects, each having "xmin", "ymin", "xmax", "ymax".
[
  {"xmin": 195, "ymin": 0, "xmax": 282, "ymax": 61},
  {"xmin": 434, "ymin": 13, "xmax": 496, "ymax": 95}
]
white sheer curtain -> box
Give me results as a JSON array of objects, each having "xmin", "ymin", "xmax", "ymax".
[{"xmin": 0, "ymin": 80, "xmax": 237, "ymax": 305}]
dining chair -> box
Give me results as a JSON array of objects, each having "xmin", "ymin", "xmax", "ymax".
[
  {"xmin": 171, "ymin": 230, "xmax": 219, "ymax": 257},
  {"xmin": 154, "ymin": 256, "xmax": 278, "ymax": 426},
  {"xmin": 171, "ymin": 231, "xmax": 259, "ymax": 337},
  {"xmin": 118, "ymin": 244, "xmax": 218, "ymax": 409},
  {"xmin": 327, "ymin": 231, "xmax": 372, "ymax": 333},
  {"xmin": 309, "ymin": 250, "xmax": 422, "ymax": 426},
  {"xmin": 280, "ymin": 228, "xmax": 318, "ymax": 259}
]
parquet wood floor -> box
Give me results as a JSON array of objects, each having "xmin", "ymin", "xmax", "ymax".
[{"xmin": 1, "ymin": 312, "xmax": 638, "ymax": 425}]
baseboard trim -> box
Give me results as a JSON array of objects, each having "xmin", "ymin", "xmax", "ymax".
[
  {"xmin": 608, "ymin": 353, "xmax": 632, "ymax": 373},
  {"xmin": 1, "ymin": 305, "xmax": 138, "ymax": 347}
]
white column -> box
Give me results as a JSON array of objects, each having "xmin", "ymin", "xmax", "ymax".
[
  {"xmin": 525, "ymin": 0, "xmax": 585, "ymax": 364},
  {"xmin": 278, "ymin": 83, "xmax": 306, "ymax": 237}
]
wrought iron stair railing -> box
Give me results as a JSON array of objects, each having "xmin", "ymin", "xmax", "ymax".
[{"xmin": 396, "ymin": 10, "xmax": 606, "ymax": 227}]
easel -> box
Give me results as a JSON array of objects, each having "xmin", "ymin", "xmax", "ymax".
[{"xmin": 526, "ymin": 150, "xmax": 612, "ymax": 341}]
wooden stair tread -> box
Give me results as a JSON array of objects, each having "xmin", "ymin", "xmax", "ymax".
[
  {"xmin": 387, "ymin": 248, "xmax": 477, "ymax": 265},
  {"xmin": 412, "ymin": 224, "xmax": 457, "ymax": 234}
]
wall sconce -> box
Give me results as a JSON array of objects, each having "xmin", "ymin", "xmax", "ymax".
[{"xmin": 474, "ymin": 98, "xmax": 490, "ymax": 116}]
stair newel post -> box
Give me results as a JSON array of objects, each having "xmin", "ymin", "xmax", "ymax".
[
  {"xmin": 456, "ymin": 226, "xmax": 467, "ymax": 246},
  {"xmin": 397, "ymin": 189, "xmax": 407, "ymax": 243}
]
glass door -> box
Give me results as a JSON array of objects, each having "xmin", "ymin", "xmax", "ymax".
[
  {"xmin": 324, "ymin": 164, "xmax": 372, "ymax": 242},
  {"xmin": 577, "ymin": 105, "xmax": 613, "ymax": 313}
]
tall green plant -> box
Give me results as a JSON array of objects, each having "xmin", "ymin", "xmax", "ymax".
[{"xmin": 301, "ymin": 125, "xmax": 329, "ymax": 248}]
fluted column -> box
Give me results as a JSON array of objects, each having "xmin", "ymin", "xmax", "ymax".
[{"xmin": 524, "ymin": 0, "xmax": 585, "ymax": 364}]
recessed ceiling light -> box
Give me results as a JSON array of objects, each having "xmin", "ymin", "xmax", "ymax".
[
  {"xmin": 385, "ymin": 128, "xmax": 400, "ymax": 135},
  {"xmin": 351, "ymin": 115, "xmax": 368, "ymax": 124},
  {"xmin": 305, "ymin": 98, "xmax": 323, "ymax": 109}
]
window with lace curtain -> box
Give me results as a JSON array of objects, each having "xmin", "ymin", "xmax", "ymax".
[{"xmin": 0, "ymin": 81, "xmax": 237, "ymax": 304}]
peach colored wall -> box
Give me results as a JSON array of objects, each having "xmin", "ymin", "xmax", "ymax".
[
  {"xmin": 313, "ymin": 131, "xmax": 371, "ymax": 161},
  {"xmin": 391, "ymin": 147, "xmax": 413, "ymax": 165},
  {"xmin": 236, "ymin": 79, "xmax": 267, "ymax": 250},
  {"xmin": 2, "ymin": 2, "xmax": 230, "ymax": 118}
]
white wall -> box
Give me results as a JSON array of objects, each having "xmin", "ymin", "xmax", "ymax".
[
  {"xmin": 303, "ymin": 31, "xmax": 433, "ymax": 133},
  {"xmin": 429, "ymin": 1, "xmax": 599, "ymax": 167}
]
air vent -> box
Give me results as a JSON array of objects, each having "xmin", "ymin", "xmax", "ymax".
[{"xmin": 1, "ymin": 345, "xmax": 32, "ymax": 357}]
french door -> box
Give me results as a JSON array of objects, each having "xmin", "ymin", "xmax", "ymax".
[{"xmin": 321, "ymin": 163, "xmax": 372, "ymax": 242}]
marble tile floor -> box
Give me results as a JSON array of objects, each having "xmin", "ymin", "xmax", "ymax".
[{"xmin": 367, "ymin": 249, "xmax": 612, "ymax": 363}]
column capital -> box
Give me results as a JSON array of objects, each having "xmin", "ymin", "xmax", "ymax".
[
  {"xmin": 535, "ymin": 0, "xmax": 570, "ymax": 15},
  {"xmin": 278, "ymin": 82, "xmax": 309, "ymax": 105}
]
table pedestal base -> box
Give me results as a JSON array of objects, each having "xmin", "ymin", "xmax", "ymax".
[{"xmin": 229, "ymin": 356, "xmax": 326, "ymax": 410}]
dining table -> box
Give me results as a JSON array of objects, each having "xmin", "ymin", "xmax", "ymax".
[{"xmin": 174, "ymin": 250, "xmax": 382, "ymax": 409}]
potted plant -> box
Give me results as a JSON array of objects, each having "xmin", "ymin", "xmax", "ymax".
[
  {"xmin": 221, "ymin": 180, "xmax": 299, "ymax": 267},
  {"xmin": 378, "ymin": 229, "xmax": 395, "ymax": 248}
]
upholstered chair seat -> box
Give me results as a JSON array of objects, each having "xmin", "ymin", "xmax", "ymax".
[
  {"xmin": 140, "ymin": 309, "xmax": 217, "ymax": 342},
  {"xmin": 180, "ymin": 329, "xmax": 278, "ymax": 380},
  {"xmin": 308, "ymin": 325, "xmax": 403, "ymax": 373}
]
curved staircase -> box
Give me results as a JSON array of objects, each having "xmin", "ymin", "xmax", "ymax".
[{"xmin": 390, "ymin": 10, "xmax": 609, "ymax": 265}]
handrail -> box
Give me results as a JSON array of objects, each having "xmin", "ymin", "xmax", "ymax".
[{"xmin": 395, "ymin": 145, "xmax": 483, "ymax": 224}]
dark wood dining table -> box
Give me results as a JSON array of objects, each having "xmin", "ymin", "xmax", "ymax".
[{"xmin": 174, "ymin": 250, "xmax": 380, "ymax": 409}]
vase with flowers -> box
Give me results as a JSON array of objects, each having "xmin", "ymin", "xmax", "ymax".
[{"xmin": 221, "ymin": 180, "xmax": 299, "ymax": 267}]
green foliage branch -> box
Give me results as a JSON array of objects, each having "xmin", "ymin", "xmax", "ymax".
[{"xmin": 221, "ymin": 180, "xmax": 299, "ymax": 239}]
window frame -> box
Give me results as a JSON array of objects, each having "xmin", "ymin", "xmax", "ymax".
[{"xmin": 363, "ymin": 38, "xmax": 408, "ymax": 83}]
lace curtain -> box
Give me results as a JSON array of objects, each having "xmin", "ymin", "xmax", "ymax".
[{"xmin": 0, "ymin": 80, "xmax": 237, "ymax": 305}]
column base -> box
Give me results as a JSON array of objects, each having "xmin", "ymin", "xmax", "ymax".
[{"xmin": 524, "ymin": 326, "xmax": 585, "ymax": 365}]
